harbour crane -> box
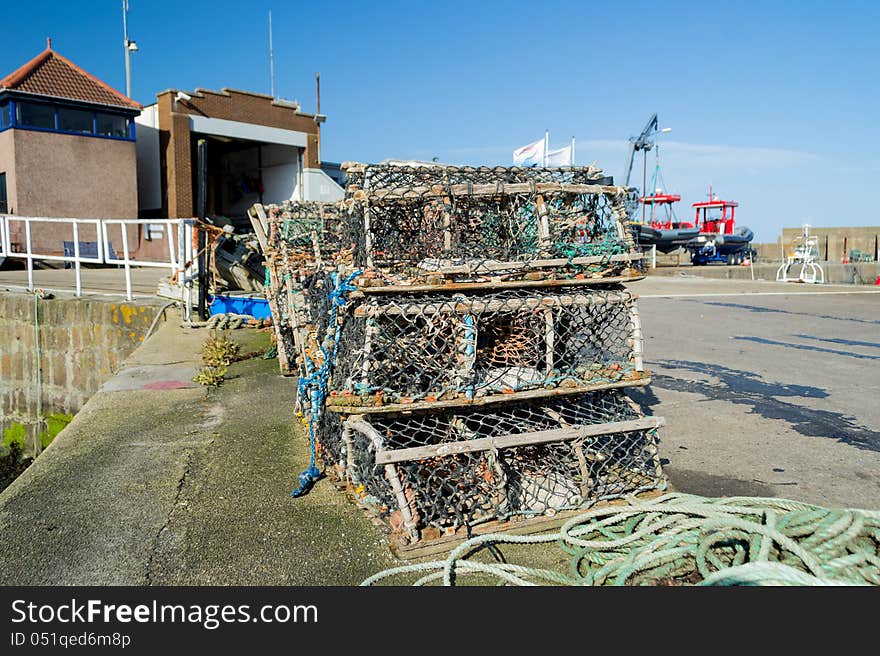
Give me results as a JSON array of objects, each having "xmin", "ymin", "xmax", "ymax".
[{"xmin": 623, "ymin": 113, "xmax": 671, "ymax": 221}]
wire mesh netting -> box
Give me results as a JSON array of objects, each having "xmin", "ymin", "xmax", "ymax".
[
  {"xmin": 319, "ymin": 391, "xmax": 664, "ymax": 544},
  {"xmin": 327, "ymin": 286, "xmax": 647, "ymax": 411},
  {"xmin": 358, "ymin": 193, "xmax": 633, "ymax": 283}
]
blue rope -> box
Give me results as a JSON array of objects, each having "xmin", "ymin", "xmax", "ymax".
[{"xmin": 291, "ymin": 269, "xmax": 361, "ymax": 498}]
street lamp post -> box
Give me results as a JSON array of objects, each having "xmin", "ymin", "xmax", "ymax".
[{"xmin": 122, "ymin": 1, "xmax": 138, "ymax": 98}]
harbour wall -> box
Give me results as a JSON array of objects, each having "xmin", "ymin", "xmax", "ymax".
[
  {"xmin": 0, "ymin": 292, "xmax": 161, "ymax": 451},
  {"xmin": 647, "ymin": 261, "xmax": 879, "ymax": 285}
]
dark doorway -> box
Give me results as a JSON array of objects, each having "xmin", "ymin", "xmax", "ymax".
[
  {"xmin": 188, "ymin": 134, "xmax": 301, "ymax": 231},
  {"xmin": 0, "ymin": 172, "xmax": 7, "ymax": 214},
  {"xmin": 190, "ymin": 135, "xmax": 264, "ymax": 230}
]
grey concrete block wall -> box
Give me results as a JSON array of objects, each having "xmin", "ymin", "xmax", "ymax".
[
  {"xmin": 780, "ymin": 226, "xmax": 880, "ymax": 263},
  {"xmin": 647, "ymin": 261, "xmax": 879, "ymax": 284},
  {"xmin": 747, "ymin": 228, "xmax": 879, "ymax": 264},
  {"xmin": 0, "ymin": 293, "xmax": 159, "ymax": 445}
]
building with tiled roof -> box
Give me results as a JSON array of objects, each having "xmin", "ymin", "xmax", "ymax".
[
  {"xmin": 0, "ymin": 40, "xmax": 140, "ymax": 248},
  {"xmin": 0, "ymin": 41, "xmax": 141, "ymax": 111}
]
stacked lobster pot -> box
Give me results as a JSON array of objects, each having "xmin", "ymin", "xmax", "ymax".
[
  {"xmin": 250, "ymin": 200, "xmax": 351, "ymax": 376},
  {"xmin": 257, "ymin": 162, "xmax": 666, "ymax": 551}
]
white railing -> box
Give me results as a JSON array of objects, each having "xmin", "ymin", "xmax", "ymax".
[{"xmin": 0, "ymin": 216, "xmax": 196, "ymax": 306}]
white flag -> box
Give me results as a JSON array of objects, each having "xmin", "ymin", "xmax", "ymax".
[
  {"xmin": 545, "ymin": 145, "xmax": 572, "ymax": 167},
  {"xmin": 513, "ymin": 138, "xmax": 545, "ymax": 166}
]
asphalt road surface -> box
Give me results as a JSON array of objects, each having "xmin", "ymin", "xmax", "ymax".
[{"xmin": 627, "ymin": 277, "xmax": 880, "ymax": 509}]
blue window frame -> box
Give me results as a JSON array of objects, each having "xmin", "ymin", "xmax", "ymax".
[
  {"xmin": 96, "ymin": 112, "xmax": 130, "ymax": 138},
  {"xmin": 0, "ymin": 172, "xmax": 7, "ymax": 214},
  {"xmin": 17, "ymin": 101, "xmax": 56, "ymax": 129},
  {"xmin": 58, "ymin": 106, "xmax": 94, "ymax": 134},
  {"xmin": 0, "ymin": 97, "xmax": 135, "ymax": 141}
]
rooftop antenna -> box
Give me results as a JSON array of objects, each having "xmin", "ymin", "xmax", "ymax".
[
  {"xmin": 269, "ymin": 10, "xmax": 275, "ymax": 98},
  {"xmin": 315, "ymin": 72, "xmax": 321, "ymax": 115}
]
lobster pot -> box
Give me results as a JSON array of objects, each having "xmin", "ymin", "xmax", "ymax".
[
  {"xmin": 344, "ymin": 165, "xmax": 641, "ymax": 288},
  {"xmin": 327, "ymin": 286, "xmax": 647, "ymax": 411},
  {"xmin": 333, "ymin": 392, "xmax": 665, "ymax": 544},
  {"xmin": 259, "ymin": 201, "xmax": 350, "ymax": 374}
]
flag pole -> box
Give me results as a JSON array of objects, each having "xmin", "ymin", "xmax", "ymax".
[
  {"xmin": 571, "ymin": 136, "xmax": 576, "ymax": 166},
  {"xmin": 544, "ymin": 129, "xmax": 549, "ymax": 166}
]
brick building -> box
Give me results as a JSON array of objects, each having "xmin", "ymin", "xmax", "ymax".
[
  {"xmin": 0, "ymin": 40, "xmax": 142, "ymax": 252},
  {"xmin": 136, "ymin": 87, "xmax": 343, "ymax": 224}
]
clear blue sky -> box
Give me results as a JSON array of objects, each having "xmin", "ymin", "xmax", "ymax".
[{"xmin": 2, "ymin": 1, "xmax": 878, "ymax": 241}]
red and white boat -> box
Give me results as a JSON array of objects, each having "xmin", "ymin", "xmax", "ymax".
[{"xmin": 684, "ymin": 188, "xmax": 755, "ymax": 265}]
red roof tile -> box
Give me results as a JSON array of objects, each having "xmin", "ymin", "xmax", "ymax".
[{"xmin": 0, "ymin": 45, "xmax": 141, "ymax": 110}]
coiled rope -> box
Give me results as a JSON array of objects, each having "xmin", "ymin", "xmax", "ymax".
[
  {"xmin": 189, "ymin": 313, "xmax": 251, "ymax": 330},
  {"xmin": 361, "ymin": 493, "xmax": 880, "ymax": 586}
]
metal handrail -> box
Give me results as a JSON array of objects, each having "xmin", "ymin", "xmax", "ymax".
[{"xmin": 0, "ymin": 215, "xmax": 196, "ymax": 305}]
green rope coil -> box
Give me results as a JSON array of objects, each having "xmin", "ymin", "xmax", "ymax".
[{"xmin": 362, "ymin": 493, "xmax": 880, "ymax": 586}]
